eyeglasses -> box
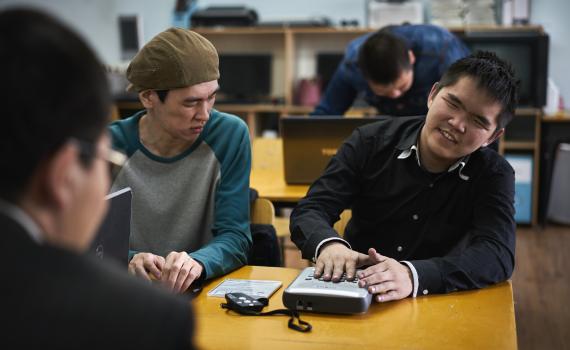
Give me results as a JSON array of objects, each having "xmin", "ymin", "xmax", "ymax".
[{"xmin": 73, "ymin": 138, "xmax": 127, "ymax": 179}]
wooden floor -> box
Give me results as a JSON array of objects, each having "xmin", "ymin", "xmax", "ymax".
[
  {"xmin": 282, "ymin": 224, "xmax": 570, "ymax": 350},
  {"xmin": 512, "ymin": 225, "xmax": 570, "ymax": 350}
]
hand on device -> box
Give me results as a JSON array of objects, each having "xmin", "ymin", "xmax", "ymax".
[
  {"xmin": 314, "ymin": 242, "xmax": 372, "ymax": 282},
  {"xmin": 357, "ymin": 248, "xmax": 413, "ymax": 302}
]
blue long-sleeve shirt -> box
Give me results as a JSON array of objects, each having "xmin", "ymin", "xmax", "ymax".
[{"xmin": 312, "ymin": 24, "xmax": 470, "ymax": 117}]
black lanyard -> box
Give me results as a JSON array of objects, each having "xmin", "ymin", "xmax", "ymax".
[{"xmin": 221, "ymin": 299, "xmax": 312, "ymax": 333}]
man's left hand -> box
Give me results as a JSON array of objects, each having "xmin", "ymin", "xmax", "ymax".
[
  {"xmin": 357, "ymin": 248, "xmax": 413, "ymax": 302},
  {"xmin": 161, "ymin": 251, "xmax": 203, "ymax": 294}
]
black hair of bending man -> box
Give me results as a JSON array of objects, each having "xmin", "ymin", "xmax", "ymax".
[{"xmin": 357, "ymin": 28, "xmax": 413, "ymax": 85}]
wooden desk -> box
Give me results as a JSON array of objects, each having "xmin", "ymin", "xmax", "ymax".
[
  {"xmin": 543, "ymin": 110, "xmax": 570, "ymax": 122},
  {"xmin": 193, "ymin": 266, "xmax": 517, "ymax": 350},
  {"xmin": 250, "ymin": 169, "xmax": 308, "ymax": 203},
  {"xmin": 251, "ymin": 138, "xmax": 308, "ymax": 202}
]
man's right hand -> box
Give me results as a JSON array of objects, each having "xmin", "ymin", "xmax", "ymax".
[
  {"xmin": 314, "ymin": 242, "xmax": 371, "ymax": 282},
  {"xmin": 128, "ymin": 252, "xmax": 165, "ymax": 281}
]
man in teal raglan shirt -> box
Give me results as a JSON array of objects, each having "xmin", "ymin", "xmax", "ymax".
[{"xmin": 109, "ymin": 28, "xmax": 251, "ymax": 293}]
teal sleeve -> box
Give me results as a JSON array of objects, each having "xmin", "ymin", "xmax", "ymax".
[
  {"xmin": 189, "ymin": 113, "xmax": 252, "ymax": 279},
  {"xmin": 108, "ymin": 123, "xmax": 127, "ymax": 152},
  {"xmin": 107, "ymin": 111, "xmax": 144, "ymax": 157}
]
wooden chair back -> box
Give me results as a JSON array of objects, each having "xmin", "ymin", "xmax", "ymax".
[
  {"xmin": 333, "ymin": 209, "xmax": 352, "ymax": 237},
  {"xmin": 250, "ymin": 198, "xmax": 275, "ymax": 226}
]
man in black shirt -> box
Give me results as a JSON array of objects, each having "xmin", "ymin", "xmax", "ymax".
[{"xmin": 290, "ymin": 51, "xmax": 518, "ymax": 302}]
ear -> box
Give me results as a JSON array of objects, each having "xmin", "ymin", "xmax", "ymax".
[
  {"xmin": 44, "ymin": 142, "xmax": 81, "ymax": 211},
  {"xmin": 408, "ymin": 50, "xmax": 416, "ymax": 65},
  {"xmin": 482, "ymin": 128, "xmax": 505, "ymax": 147},
  {"xmin": 427, "ymin": 82, "xmax": 439, "ymax": 109},
  {"xmin": 139, "ymin": 89, "xmax": 157, "ymax": 109}
]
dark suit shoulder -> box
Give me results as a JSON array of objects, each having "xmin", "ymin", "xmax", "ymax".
[{"xmin": 1, "ymin": 215, "xmax": 194, "ymax": 349}]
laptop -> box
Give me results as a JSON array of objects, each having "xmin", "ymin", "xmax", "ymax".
[
  {"xmin": 89, "ymin": 187, "xmax": 132, "ymax": 268},
  {"xmin": 280, "ymin": 116, "xmax": 383, "ymax": 184}
]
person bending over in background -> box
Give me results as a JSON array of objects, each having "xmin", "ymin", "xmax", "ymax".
[{"xmin": 312, "ymin": 24, "xmax": 469, "ymax": 117}]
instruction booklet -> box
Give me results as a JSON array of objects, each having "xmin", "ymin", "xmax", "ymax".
[{"xmin": 207, "ymin": 279, "xmax": 282, "ymax": 298}]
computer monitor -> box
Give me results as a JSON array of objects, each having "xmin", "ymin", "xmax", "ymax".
[
  {"xmin": 457, "ymin": 31, "xmax": 549, "ymax": 108},
  {"xmin": 316, "ymin": 53, "xmax": 344, "ymax": 93},
  {"xmin": 217, "ymin": 54, "xmax": 272, "ymax": 103}
]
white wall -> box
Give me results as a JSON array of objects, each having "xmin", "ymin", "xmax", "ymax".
[
  {"xmin": 532, "ymin": 0, "xmax": 570, "ymax": 107},
  {"xmin": 1, "ymin": 0, "xmax": 568, "ymax": 104},
  {"xmin": 0, "ymin": 0, "xmax": 370, "ymax": 65},
  {"xmin": 0, "ymin": 0, "xmax": 176, "ymax": 66}
]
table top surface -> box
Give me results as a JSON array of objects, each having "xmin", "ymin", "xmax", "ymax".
[
  {"xmin": 250, "ymin": 168, "xmax": 309, "ymax": 202},
  {"xmin": 192, "ymin": 266, "xmax": 517, "ymax": 350},
  {"xmin": 251, "ymin": 138, "xmax": 309, "ymax": 202}
]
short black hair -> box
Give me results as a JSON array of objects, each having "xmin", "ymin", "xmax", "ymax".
[
  {"xmin": 357, "ymin": 28, "xmax": 412, "ymax": 85},
  {"xmin": 435, "ymin": 51, "xmax": 519, "ymax": 129},
  {"xmin": 0, "ymin": 8, "xmax": 111, "ymax": 202}
]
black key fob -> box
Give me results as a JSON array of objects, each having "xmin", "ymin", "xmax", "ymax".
[{"xmin": 225, "ymin": 292, "xmax": 265, "ymax": 312}]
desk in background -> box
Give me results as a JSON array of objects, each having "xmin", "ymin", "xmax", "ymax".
[
  {"xmin": 193, "ymin": 266, "xmax": 517, "ymax": 350},
  {"xmin": 250, "ymin": 137, "xmax": 308, "ymax": 247},
  {"xmin": 251, "ymin": 138, "xmax": 308, "ymax": 203}
]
